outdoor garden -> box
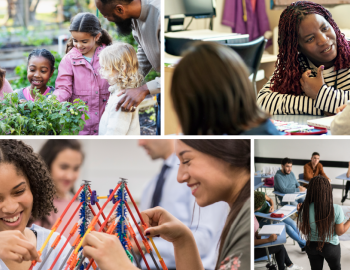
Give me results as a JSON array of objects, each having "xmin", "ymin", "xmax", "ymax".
[{"xmin": 0, "ymin": 0, "xmax": 159, "ymax": 135}]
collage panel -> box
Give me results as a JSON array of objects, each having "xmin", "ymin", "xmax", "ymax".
[
  {"xmin": 254, "ymin": 139, "xmax": 350, "ymax": 270},
  {"xmin": 0, "ymin": 0, "xmax": 160, "ymax": 136},
  {"xmin": 0, "ymin": 138, "xmax": 250, "ymax": 270},
  {"xmin": 164, "ymin": 0, "xmax": 350, "ymax": 136}
]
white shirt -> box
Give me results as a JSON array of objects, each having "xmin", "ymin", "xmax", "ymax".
[
  {"xmin": 139, "ymin": 154, "xmax": 229, "ymax": 270},
  {"xmin": 99, "ymin": 85, "xmax": 140, "ymax": 135}
]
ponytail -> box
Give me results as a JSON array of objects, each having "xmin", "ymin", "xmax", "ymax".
[{"xmin": 65, "ymin": 12, "xmax": 113, "ymax": 53}]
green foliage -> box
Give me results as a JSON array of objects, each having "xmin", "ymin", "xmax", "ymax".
[
  {"xmin": 0, "ymin": 89, "xmax": 90, "ymax": 135},
  {"xmin": 9, "ymin": 51, "xmax": 63, "ymax": 90},
  {"xmin": 140, "ymin": 106, "xmax": 156, "ymax": 122}
]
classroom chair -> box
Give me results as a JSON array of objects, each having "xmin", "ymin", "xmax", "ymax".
[
  {"xmin": 299, "ymin": 173, "xmax": 304, "ymax": 179},
  {"xmin": 225, "ymin": 36, "xmax": 267, "ymax": 96},
  {"xmin": 254, "ymin": 254, "xmax": 277, "ymax": 270}
]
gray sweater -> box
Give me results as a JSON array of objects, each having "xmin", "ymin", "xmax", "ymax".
[
  {"xmin": 274, "ymin": 169, "xmax": 300, "ymax": 194},
  {"xmin": 217, "ymin": 198, "xmax": 250, "ymax": 270},
  {"xmin": 0, "ymin": 224, "xmax": 72, "ymax": 270},
  {"xmin": 132, "ymin": 0, "xmax": 160, "ymax": 95}
]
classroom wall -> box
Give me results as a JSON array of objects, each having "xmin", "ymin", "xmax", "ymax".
[
  {"xmin": 21, "ymin": 139, "xmax": 164, "ymax": 202},
  {"xmin": 255, "ymin": 139, "xmax": 350, "ymax": 185}
]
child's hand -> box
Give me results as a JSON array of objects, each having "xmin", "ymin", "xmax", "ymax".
[{"xmin": 0, "ymin": 230, "xmax": 41, "ymax": 263}]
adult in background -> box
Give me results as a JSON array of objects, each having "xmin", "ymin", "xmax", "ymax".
[
  {"xmin": 274, "ymin": 158, "xmax": 306, "ymax": 206},
  {"xmin": 82, "ymin": 139, "xmax": 251, "ymax": 270},
  {"xmin": 30, "ymin": 140, "xmax": 84, "ymax": 243},
  {"xmin": 138, "ymin": 139, "xmax": 228, "ymax": 270},
  {"xmin": 304, "ymin": 152, "xmax": 330, "ymax": 184},
  {"xmin": 95, "ymin": 0, "xmax": 161, "ymax": 134},
  {"xmin": 0, "ymin": 67, "xmax": 13, "ymax": 100},
  {"xmin": 298, "ymin": 175, "xmax": 350, "ymax": 270}
]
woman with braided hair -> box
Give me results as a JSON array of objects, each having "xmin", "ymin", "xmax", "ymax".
[
  {"xmin": 258, "ymin": 1, "xmax": 350, "ymax": 115},
  {"xmin": 297, "ymin": 175, "xmax": 350, "ymax": 270},
  {"xmin": 0, "ymin": 140, "xmax": 72, "ymax": 270}
]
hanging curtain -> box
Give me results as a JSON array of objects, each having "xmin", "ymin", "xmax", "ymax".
[{"xmin": 222, "ymin": 0, "xmax": 270, "ymax": 43}]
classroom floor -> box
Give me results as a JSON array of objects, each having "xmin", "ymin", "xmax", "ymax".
[{"xmin": 255, "ymin": 188, "xmax": 350, "ymax": 270}]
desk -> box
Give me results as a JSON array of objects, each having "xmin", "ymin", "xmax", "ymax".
[
  {"xmin": 255, "ymin": 182, "xmax": 264, "ymax": 191},
  {"xmin": 255, "ymin": 173, "xmax": 274, "ymax": 178},
  {"xmin": 336, "ymin": 173, "xmax": 350, "ymax": 204},
  {"xmin": 255, "ymin": 225, "xmax": 286, "ymax": 248},
  {"xmin": 164, "ymin": 52, "xmax": 278, "ymax": 135},
  {"xmin": 255, "ymin": 224, "xmax": 286, "ymax": 265},
  {"xmin": 273, "ymin": 191, "xmax": 306, "ymax": 205},
  {"xmin": 255, "ymin": 206, "xmax": 297, "ymax": 224},
  {"xmin": 298, "ymin": 179, "xmax": 309, "ymax": 185}
]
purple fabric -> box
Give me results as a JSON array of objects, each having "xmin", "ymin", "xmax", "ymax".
[{"xmin": 222, "ymin": 0, "xmax": 271, "ymax": 43}]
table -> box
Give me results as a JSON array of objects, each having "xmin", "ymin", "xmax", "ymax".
[
  {"xmin": 255, "ymin": 224, "xmax": 286, "ymax": 265},
  {"xmin": 271, "ymin": 115, "xmax": 332, "ymax": 135},
  {"xmin": 273, "ymin": 191, "xmax": 306, "ymax": 205},
  {"xmin": 335, "ymin": 173, "xmax": 350, "ymax": 204},
  {"xmin": 255, "ymin": 206, "xmax": 297, "ymax": 224}
]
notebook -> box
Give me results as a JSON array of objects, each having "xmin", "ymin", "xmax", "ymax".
[
  {"xmin": 258, "ymin": 225, "xmax": 285, "ymax": 236},
  {"xmin": 307, "ymin": 115, "xmax": 338, "ymax": 129}
]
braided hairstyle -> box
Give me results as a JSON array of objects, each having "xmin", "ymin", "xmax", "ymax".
[
  {"xmin": 271, "ymin": 1, "xmax": 350, "ymax": 95},
  {"xmin": 297, "ymin": 175, "xmax": 334, "ymax": 251},
  {"xmin": 28, "ymin": 49, "xmax": 55, "ymax": 73},
  {"xmin": 0, "ymin": 140, "xmax": 57, "ymax": 219}
]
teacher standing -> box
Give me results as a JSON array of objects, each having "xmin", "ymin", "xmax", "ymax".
[{"xmin": 95, "ymin": 0, "xmax": 161, "ymax": 134}]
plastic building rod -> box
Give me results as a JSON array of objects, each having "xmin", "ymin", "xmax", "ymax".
[
  {"xmin": 29, "ymin": 185, "xmax": 84, "ymax": 270},
  {"xmin": 38, "ymin": 202, "xmax": 83, "ymax": 270},
  {"xmin": 125, "ymin": 186, "xmax": 167, "ymax": 270}
]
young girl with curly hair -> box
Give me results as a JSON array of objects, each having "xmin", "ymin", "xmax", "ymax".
[
  {"xmin": 54, "ymin": 12, "xmax": 113, "ymax": 135},
  {"xmin": 0, "ymin": 67, "xmax": 13, "ymax": 101},
  {"xmin": 0, "ymin": 140, "xmax": 72, "ymax": 270},
  {"xmin": 98, "ymin": 42, "xmax": 143, "ymax": 135},
  {"xmin": 257, "ymin": 1, "xmax": 350, "ymax": 115}
]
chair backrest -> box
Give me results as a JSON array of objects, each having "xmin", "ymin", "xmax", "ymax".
[
  {"xmin": 225, "ymin": 36, "xmax": 267, "ymax": 77},
  {"xmin": 165, "ymin": 37, "xmax": 195, "ymax": 56},
  {"xmin": 299, "ymin": 173, "xmax": 304, "ymax": 179}
]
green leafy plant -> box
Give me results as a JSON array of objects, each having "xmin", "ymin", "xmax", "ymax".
[
  {"xmin": 9, "ymin": 51, "xmax": 63, "ymax": 90},
  {"xmin": 0, "ymin": 89, "xmax": 90, "ymax": 135}
]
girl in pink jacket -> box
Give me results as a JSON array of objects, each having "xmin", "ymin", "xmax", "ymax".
[
  {"xmin": 0, "ymin": 67, "xmax": 13, "ymax": 100},
  {"xmin": 54, "ymin": 12, "xmax": 112, "ymax": 135}
]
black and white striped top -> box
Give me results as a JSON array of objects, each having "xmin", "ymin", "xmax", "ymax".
[{"xmin": 257, "ymin": 56, "xmax": 350, "ymax": 115}]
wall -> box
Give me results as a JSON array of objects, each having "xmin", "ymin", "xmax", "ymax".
[
  {"xmin": 255, "ymin": 139, "xmax": 350, "ymax": 184},
  {"xmin": 21, "ymin": 139, "xmax": 165, "ymax": 202}
]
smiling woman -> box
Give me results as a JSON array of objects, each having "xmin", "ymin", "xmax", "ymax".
[
  {"xmin": 0, "ymin": 140, "xmax": 72, "ymax": 270},
  {"xmin": 257, "ymin": 1, "xmax": 350, "ymax": 116}
]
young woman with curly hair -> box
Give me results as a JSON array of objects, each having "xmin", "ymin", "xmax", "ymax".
[
  {"xmin": 0, "ymin": 140, "xmax": 72, "ymax": 270},
  {"xmin": 257, "ymin": 1, "xmax": 350, "ymax": 115},
  {"xmin": 297, "ymin": 175, "xmax": 350, "ymax": 270}
]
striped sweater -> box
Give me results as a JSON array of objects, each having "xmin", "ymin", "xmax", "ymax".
[{"xmin": 257, "ymin": 56, "xmax": 350, "ymax": 115}]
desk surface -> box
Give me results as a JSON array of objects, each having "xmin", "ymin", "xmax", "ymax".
[
  {"xmin": 255, "ymin": 206, "xmax": 297, "ymax": 222},
  {"xmin": 255, "ymin": 173, "xmax": 274, "ymax": 178},
  {"xmin": 272, "ymin": 115, "xmax": 324, "ymax": 125},
  {"xmin": 255, "ymin": 225, "xmax": 286, "ymax": 248},
  {"xmin": 336, "ymin": 173, "xmax": 350, "ymax": 181},
  {"xmin": 254, "ymin": 182, "xmax": 264, "ymax": 190}
]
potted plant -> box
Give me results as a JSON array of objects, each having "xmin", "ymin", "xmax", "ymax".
[{"xmin": 0, "ymin": 88, "xmax": 89, "ymax": 135}]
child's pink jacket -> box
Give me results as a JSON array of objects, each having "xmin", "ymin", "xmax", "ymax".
[{"xmin": 54, "ymin": 45, "xmax": 110, "ymax": 135}]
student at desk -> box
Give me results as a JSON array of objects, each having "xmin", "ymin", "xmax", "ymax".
[
  {"xmin": 255, "ymin": 191, "xmax": 306, "ymax": 252},
  {"xmin": 298, "ymin": 175, "xmax": 350, "ymax": 270},
  {"xmin": 254, "ymin": 215, "xmax": 303, "ymax": 270},
  {"xmin": 274, "ymin": 158, "xmax": 306, "ymax": 206},
  {"xmin": 257, "ymin": 1, "xmax": 350, "ymax": 115},
  {"xmin": 303, "ymin": 152, "xmax": 330, "ymax": 183}
]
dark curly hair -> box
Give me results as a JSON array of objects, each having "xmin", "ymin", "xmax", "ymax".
[
  {"xmin": 271, "ymin": 1, "xmax": 350, "ymax": 95},
  {"xmin": 0, "ymin": 140, "xmax": 56, "ymax": 219},
  {"xmin": 28, "ymin": 49, "xmax": 55, "ymax": 73},
  {"xmin": 254, "ymin": 191, "xmax": 266, "ymax": 211}
]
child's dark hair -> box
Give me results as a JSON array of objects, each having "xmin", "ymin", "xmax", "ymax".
[
  {"xmin": 254, "ymin": 191, "xmax": 266, "ymax": 210},
  {"xmin": 66, "ymin": 12, "xmax": 113, "ymax": 53},
  {"xmin": 28, "ymin": 49, "xmax": 55, "ymax": 73},
  {"xmin": 0, "ymin": 67, "xmax": 5, "ymax": 90},
  {"xmin": 271, "ymin": 1, "xmax": 350, "ymax": 95},
  {"xmin": 0, "ymin": 140, "xmax": 57, "ymax": 219}
]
